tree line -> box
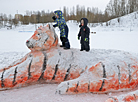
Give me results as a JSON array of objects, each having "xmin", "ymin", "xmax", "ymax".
[
  {"xmin": 105, "ymin": 0, "xmax": 138, "ymax": 19},
  {"xmin": 0, "ymin": 0, "xmax": 138, "ymax": 27}
]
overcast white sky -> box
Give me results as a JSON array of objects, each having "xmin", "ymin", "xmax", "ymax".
[{"xmin": 0, "ymin": 0, "xmax": 110, "ymax": 17}]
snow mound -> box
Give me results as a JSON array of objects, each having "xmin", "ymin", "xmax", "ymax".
[{"xmin": 91, "ymin": 11, "xmax": 138, "ymax": 31}]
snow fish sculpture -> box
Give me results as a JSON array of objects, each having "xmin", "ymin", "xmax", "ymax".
[{"xmin": 0, "ymin": 24, "xmax": 138, "ymax": 102}]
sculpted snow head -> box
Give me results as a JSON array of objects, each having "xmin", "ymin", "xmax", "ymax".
[{"xmin": 26, "ymin": 24, "xmax": 58, "ymax": 51}]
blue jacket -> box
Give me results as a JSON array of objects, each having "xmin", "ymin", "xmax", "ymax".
[{"xmin": 53, "ymin": 10, "xmax": 66, "ymax": 37}]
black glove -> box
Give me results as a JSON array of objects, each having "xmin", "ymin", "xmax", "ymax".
[
  {"xmin": 78, "ymin": 36, "xmax": 80, "ymax": 40},
  {"xmin": 79, "ymin": 24, "xmax": 82, "ymax": 27},
  {"xmin": 52, "ymin": 16, "xmax": 56, "ymax": 20},
  {"xmin": 53, "ymin": 25, "xmax": 56, "ymax": 28}
]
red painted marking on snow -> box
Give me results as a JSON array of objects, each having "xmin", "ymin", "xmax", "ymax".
[
  {"xmin": 52, "ymin": 37, "xmax": 58, "ymax": 47},
  {"xmin": 27, "ymin": 73, "xmax": 42, "ymax": 83},
  {"xmin": 123, "ymin": 95, "xmax": 136, "ymax": 101},
  {"xmin": 4, "ymin": 78, "xmax": 14, "ymax": 88},
  {"xmin": 31, "ymin": 31, "xmax": 38, "ymax": 39},
  {"xmin": 0, "ymin": 81, "xmax": 1, "ymax": 88},
  {"xmin": 105, "ymin": 97, "xmax": 118, "ymax": 102},
  {"xmin": 67, "ymin": 83, "xmax": 79, "ymax": 94},
  {"xmin": 102, "ymin": 77, "xmax": 119, "ymax": 92},
  {"xmin": 89, "ymin": 80, "xmax": 103, "ymax": 92},
  {"xmin": 105, "ymin": 99, "xmax": 115, "ymax": 102},
  {"xmin": 68, "ymin": 72, "xmax": 80, "ymax": 80},
  {"xmin": 132, "ymin": 65, "xmax": 138, "ymax": 69},
  {"xmin": 54, "ymin": 69, "xmax": 66, "ymax": 82},
  {"xmin": 77, "ymin": 83, "xmax": 89, "ymax": 93},
  {"xmin": 43, "ymin": 65, "xmax": 55, "ymax": 81},
  {"xmin": 0, "ymin": 54, "xmax": 28, "ymax": 73},
  {"xmin": 89, "ymin": 66, "xmax": 95, "ymax": 72}
]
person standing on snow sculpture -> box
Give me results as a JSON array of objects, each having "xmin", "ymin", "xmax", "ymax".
[
  {"xmin": 78, "ymin": 18, "xmax": 90, "ymax": 52},
  {"xmin": 52, "ymin": 10, "xmax": 70, "ymax": 49}
]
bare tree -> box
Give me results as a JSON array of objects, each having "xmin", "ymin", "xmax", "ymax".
[
  {"xmin": 41, "ymin": 10, "xmax": 46, "ymax": 25},
  {"xmin": 121, "ymin": 0, "xmax": 126, "ymax": 16},
  {"xmin": 76, "ymin": 5, "xmax": 81, "ymax": 22},
  {"xmin": 26, "ymin": 10, "xmax": 31, "ymax": 16},
  {"xmin": 12, "ymin": 19, "xmax": 18, "ymax": 27},
  {"xmin": 8, "ymin": 14, "xmax": 13, "ymax": 26},
  {"xmin": 8, "ymin": 1, "xmax": 138, "ymax": 26},
  {"xmin": 0, "ymin": 13, "xmax": 3, "ymax": 28},
  {"xmin": 63, "ymin": 6, "xmax": 67, "ymax": 21},
  {"xmin": 136, "ymin": 0, "xmax": 138, "ymax": 11},
  {"xmin": 3, "ymin": 14, "xmax": 8, "ymax": 27}
]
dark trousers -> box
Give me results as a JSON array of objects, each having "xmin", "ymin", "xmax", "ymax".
[
  {"xmin": 81, "ymin": 41, "xmax": 90, "ymax": 51},
  {"xmin": 60, "ymin": 25, "xmax": 70, "ymax": 49}
]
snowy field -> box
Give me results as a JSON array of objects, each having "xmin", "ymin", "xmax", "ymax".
[{"xmin": 0, "ymin": 21, "xmax": 138, "ymax": 102}]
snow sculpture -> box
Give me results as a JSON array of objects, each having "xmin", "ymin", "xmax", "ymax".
[{"xmin": 0, "ymin": 24, "xmax": 138, "ymax": 102}]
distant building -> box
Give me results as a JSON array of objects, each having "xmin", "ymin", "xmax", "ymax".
[
  {"xmin": 31, "ymin": 14, "xmax": 37, "ymax": 20},
  {"xmin": 30, "ymin": 14, "xmax": 37, "ymax": 23},
  {"xmin": 23, "ymin": 15, "xmax": 30, "ymax": 24},
  {"xmin": 15, "ymin": 14, "xmax": 23, "ymax": 21}
]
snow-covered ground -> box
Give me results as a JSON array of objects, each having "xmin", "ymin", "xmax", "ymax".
[
  {"xmin": 0, "ymin": 12, "xmax": 138, "ymax": 101},
  {"xmin": 1, "ymin": 83, "xmax": 137, "ymax": 102}
]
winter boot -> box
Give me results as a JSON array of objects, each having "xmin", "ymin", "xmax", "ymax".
[
  {"xmin": 64, "ymin": 47, "xmax": 70, "ymax": 50},
  {"xmin": 60, "ymin": 45, "xmax": 65, "ymax": 47}
]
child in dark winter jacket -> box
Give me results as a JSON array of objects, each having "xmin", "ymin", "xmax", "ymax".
[
  {"xmin": 78, "ymin": 18, "xmax": 90, "ymax": 52},
  {"xmin": 52, "ymin": 10, "xmax": 70, "ymax": 49}
]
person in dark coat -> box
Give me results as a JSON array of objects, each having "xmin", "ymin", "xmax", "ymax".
[
  {"xmin": 78, "ymin": 18, "xmax": 90, "ymax": 52},
  {"xmin": 52, "ymin": 10, "xmax": 70, "ymax": 49}
]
